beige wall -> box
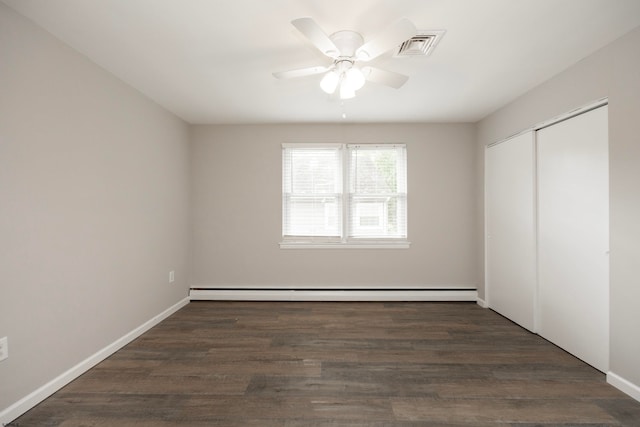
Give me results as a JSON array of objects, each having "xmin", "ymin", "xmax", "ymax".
[
  {"xmin": 0, "ymin": 4, "xmax": 191, "ymax": 411},
  {"xmin": 477, "ymin": 26, "xmax": 640, "ymax": 388},
  {"xmin": 191, "ymin": 123, "xmax": 477, "ymax": 288}
]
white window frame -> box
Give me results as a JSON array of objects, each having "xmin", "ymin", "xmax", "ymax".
[{"xmin": 281, "ymin": 143, "xmax": 410, "ymax": 249}]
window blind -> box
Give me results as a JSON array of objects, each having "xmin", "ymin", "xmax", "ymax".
[
  {"xmin": 348, "ymin": 144, "xmax": 407, "ymax": 238},
  {"xmin": 282, "ymin": 145, "xmax": 342, "ymax": 237}
]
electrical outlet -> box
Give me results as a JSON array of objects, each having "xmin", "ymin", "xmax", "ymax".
[
  {"xmin": 0, "ymin": 336, "xmax": 8, "ymax": 362},
  {"xmin": 169, "ymin": 270, "xmax": 175, "ymax": 283}
]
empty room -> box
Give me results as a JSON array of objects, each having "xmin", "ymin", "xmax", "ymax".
[{"xmin": 2, "ymin": 0, "xmax": 640, "ymax": 425}]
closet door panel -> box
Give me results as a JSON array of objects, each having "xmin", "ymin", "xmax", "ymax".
[
  {"xmin": 486, "ymin": 132, "xmax": 536, "ymax": 331},
  {"xmin": 537, "ymin": 105, "xmax": 609, "ymax": 371}
]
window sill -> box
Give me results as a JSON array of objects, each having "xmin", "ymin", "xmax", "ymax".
[{"xmin": 279, "ymin": 240, "xmax": 411, "ymax": 249}]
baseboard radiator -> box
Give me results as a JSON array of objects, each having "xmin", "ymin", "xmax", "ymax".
[{"xmin": 190, "ymin": 286, "xmax": 478, "ymax": 302}]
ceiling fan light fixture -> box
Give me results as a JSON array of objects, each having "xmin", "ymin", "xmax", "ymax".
[
  {"xmin": 320, "ymin": 70, "xmax": 339, "ymax": 94},
  {"xmin": 344, "ymin": 67, "xmax": 365, "ymax": 91}
]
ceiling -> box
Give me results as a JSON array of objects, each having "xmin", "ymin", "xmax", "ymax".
[{"xmin": 4, "ymin": 0, "xmax": 640, "ymax": 124}]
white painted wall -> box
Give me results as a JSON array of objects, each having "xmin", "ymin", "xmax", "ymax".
[
  {"xmin": 191, "ymin": 124, "xmax": 477, "ymax": 288},
  {"xmin": 0, "ymin": 3, "xmax": 191, "ymax": 413},
  {"xmin": 477, "ymin": 25, "xmax": 640, "ymax": 392}
]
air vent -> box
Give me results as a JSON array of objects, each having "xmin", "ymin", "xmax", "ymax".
[{"xmin": 394, "ymin": 30, "xmax": 445, "ymax": 57}]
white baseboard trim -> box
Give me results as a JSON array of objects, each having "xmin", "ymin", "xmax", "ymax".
[
  {"xmin": 0, "ymin": 297, "xmax": 190, "ymax": 426},
  {"xmin": 476, "ymin": 297, "xmax": 488, "ymax": 308},
  {"xmin": 607, "ymin": 371, "xmax": 640, "ymax": 402},
  {"xmin": 190, "ymin": 287, "xmax": 478, "ymax": 302}
]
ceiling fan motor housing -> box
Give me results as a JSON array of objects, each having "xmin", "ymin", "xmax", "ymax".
[{"xmin": 329, "ymin": 30, "xmax": 364, "ymax": 58}]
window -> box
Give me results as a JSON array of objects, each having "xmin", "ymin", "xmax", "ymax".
[{"xmin": 282, "ymin": 143, "xmax": 408, "ymax": 248}]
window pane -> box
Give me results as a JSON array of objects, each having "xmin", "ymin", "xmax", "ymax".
[
  {"xmin": 285, "ymin": 196, "xmax": 341, "ymax": 236},
  {"xmin": 350, "ymin": 146, "xmax": 405, "ymax": 194},
  {"xmin": 285, "ymin": 149, "xmax": 341, "ymax": 194}
]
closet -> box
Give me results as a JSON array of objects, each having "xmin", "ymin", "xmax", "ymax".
[{"xmin": 485, "ymin": 103, "xmax": 609, "ymax": 372}]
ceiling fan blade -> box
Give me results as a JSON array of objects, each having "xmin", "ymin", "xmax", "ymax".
[
  {"xmin": 363, "ymin": 66, "xmax": 409, "ymax": 89},
  {"xmin": 273, "ymin": 65, "xmax": 329, "ymax": 80},
  {"xmin": 356, "ymin": 18, "xmax": 417, "ymax": 62},
  {"xmin": 291, "ymin": 17, "xmax": 340, "ymax": 58}
]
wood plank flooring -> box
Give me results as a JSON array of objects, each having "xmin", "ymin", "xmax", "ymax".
[{"xmin": 14, "ymin": 301, "xmax": 640, "ymax": 426}]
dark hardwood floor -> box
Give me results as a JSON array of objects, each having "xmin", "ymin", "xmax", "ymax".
[{"xmin": 14, "ymin": 301, "xmax": 640, "ymax": 426}]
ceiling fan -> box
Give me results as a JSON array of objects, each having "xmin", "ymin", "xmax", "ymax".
[{"xmin": 273, "ymin": 17, "xmax": 417, "ymax": 99}]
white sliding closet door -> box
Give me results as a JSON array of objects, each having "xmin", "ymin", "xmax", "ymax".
[
  {"xmin": 537, "ymin": 105, "xmax": 609, "ymax": 372},
  {"xmin": 486, "ymin": 132, "xmax": 536, "ymax": 331}
]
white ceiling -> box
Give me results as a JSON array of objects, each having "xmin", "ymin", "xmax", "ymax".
[{"xmin": 4, "ymin": 0, "xmax": 640, "ymax": 124}]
